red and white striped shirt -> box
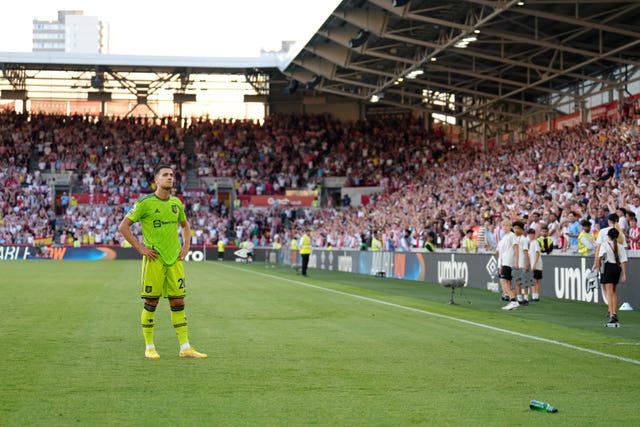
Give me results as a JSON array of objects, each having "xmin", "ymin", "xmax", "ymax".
[{"xmin": 628, "ymin": 226, "xmax": 640, "ymax": 250}]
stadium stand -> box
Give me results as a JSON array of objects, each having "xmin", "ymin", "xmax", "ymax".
[
  {"xmin": 2, "ymin": 1, "xmax": 640, "ymax": 251},
  {"xmin": 2, "ymin": 109, "xmax": 640, "ymax": 251}
]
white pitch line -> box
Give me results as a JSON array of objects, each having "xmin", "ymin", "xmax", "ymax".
[{"xmin": 224, "ymin": 265, "xmax": 640, "ymax": 366}]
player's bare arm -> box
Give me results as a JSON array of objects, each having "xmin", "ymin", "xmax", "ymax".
[
  {"xmin": 179, "ymin": 219, "xmax": 191, "ymax": 260},
  {"xmin": 118, "ymin": 217, "xmax": 159, "ymax": 260}
]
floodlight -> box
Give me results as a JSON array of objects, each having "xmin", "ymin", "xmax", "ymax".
[
  {"xmin": 370, "ymin": 93, "xmax": 384, "ymax": 103},
  {"xmin": 348, "ymin": 30, "xmax": 370, "ymax": 49},
  {"xmin": 91, "ymin": 73, "xmax": 104, "ymax": 89},
  {"xmin": 305, "ymin": 75, "xmax": 322, "ymax": 90},
  {"xmin": 283, "ymin": 79, "xmax": 299, "ymax": 94}
]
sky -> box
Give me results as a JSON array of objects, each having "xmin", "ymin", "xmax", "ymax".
[{"xmin": 0, "ymin": 0, "xmax": 342, "ymax": 57}]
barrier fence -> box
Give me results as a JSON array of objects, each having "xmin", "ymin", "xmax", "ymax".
[{"xmin": 2, "ymin": 245, "xmax": 638, "ymax": 308}]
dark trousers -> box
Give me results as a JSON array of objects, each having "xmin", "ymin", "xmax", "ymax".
[{"xmin": 301, "ymin": 253, "xmax": 310, "ymax": 276}]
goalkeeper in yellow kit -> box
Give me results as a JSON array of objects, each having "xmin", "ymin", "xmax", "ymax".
[{"xmin": 118, "ymin": 165, "xmax": 207, "ymax": 359}]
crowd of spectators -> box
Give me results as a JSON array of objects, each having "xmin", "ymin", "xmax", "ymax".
[
  {"xmin": 0, "ymin": 113, "xmax": 55, "ymax": 246},
  {"xmin": 304, "ymin": 116, "xmax": 640, "ymax": 252},
  {"xmin": 2, "ymin": 109, "xmax": 640, "ymax": 253},
  {"xmin": 188, "ymin": 114, "xmax": 448, "ymax": 195}
]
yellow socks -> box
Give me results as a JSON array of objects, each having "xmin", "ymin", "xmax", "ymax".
[
  {"xmin": 141, "ymin": 303, "xmax": 156, "ymax": 346},
  {"xmin": 170, "ymin": 304, "xmax": 189, "ymax": 346}
]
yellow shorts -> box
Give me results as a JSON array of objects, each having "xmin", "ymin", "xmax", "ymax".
[{"xmin": 140, "ymin": 257, "xmax": 186, "ymax": 299}]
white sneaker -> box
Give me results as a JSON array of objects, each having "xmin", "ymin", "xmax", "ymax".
[{"xmin": 501, "ymin": 300, "xmax": 520, "ymax": 310}]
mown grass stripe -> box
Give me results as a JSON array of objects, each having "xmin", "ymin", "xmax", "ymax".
[{"xmin": 230, "ymin": 265, "xmax": 640, "ymax": 366}]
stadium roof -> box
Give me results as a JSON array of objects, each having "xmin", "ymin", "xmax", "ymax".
[
  {"xmin": 0, "ymin": 52, "xmax": 282, "ymax": 74},
  {"xmin": 282, "ymin": 0, "xmax": 640, "ymax": 131},
  {"xmin": 1, "ymin": 0, "xmax": 639, "ymax": 131},
  {"xmin": 0, "ymin": 51, "xmax": 286, "ymax": 108}
]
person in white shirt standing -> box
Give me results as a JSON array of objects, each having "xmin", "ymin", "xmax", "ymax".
[
  {"xmin": 512, "ymin": 221, "xmax": 530, "ymax": 306},
  {"xmin": 527, "ymin": 229, "xmax": 543, "ymax": 302},
  {"xmin": 592, "ymin": 213, "xmax": 626, "ymax": 272},
  {"xmin": 496, "ymin": 219, "xmax": 520, "ymax": 310},
  {"xmin": 594, "ymin": 228, "xmax": 628, "ymax": 327}
]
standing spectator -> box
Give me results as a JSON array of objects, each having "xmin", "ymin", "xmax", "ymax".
[
  {"xmin": 461, "ymin": 229, "xmax": 477, "ymax": 253},
  {"xmin": 616, "ymin": 207, "xmax": 629, "ymax": 234},
  {"xmin": 527, "ymin": 229, "xmax": 543, "ymax": 302},
  {"xmin": 594, "ymin": 213, "xmax": 626, "ymax": 265},
  {"xmin": 528, "ymin": 212, "xmax": 543, "ymax": 234},
  {"xmin": 299, "ymin": 228, "xmax": 312, "ymax": 277},
  {"xmin": 290, "ymin": 232, "xmax": 299, "ymax": 268},
  {"xmin": 496, "ymin": 219, "xmax": 520, "ymax": 310},
  {"xmin": 60, "ymin": 192, "xmax": 70, "ymax": 213},
  {"xmin": 537, "ymin": 226, "xmax": 554, "ymax": 255},
  {"xmin": 591, "ymin": 206, "xmax": 610, "ymax": 230},
  {"xmin": 546, "ymin": 212, "xmax": 562, "ymax": 250},
  {"xmin": 386, "ymin": 231, "xmax": 396, "ymax": 252},
  {"xmin": 577, "ymin": 220, "xmax": 596, "ymax": 257},
  {"xmin": 424, "ymin": 233, "xmax": 436, "ymax": 252},
  {"xmin": 627, "ymin": 214, "xmax": 640, "ymax": 250},
  {"xmin": 241, "ymin": 236, "xmax": 254, "ymax": 263},
  {"xmin": 566, "ymin": 212, "xmax": 581, "ymax": 252},
  {"xmin": 595, "ymin": 228, "xmax": 628, "ymax": 327},
  {"xmin": 217, "ymin": 236, "xmax": 226, "ymax": 261},
  {"xmin": 371, "ymin": 231, "xmax": 382, "ymax": 251},
  {"xmin": 512, "ymin": 221, "xmax": 529, "ymax": 306},
  {"xmin": 481, "ymin": 220, "xmax": 497, "ymax": 251},
  {"xmin": 399, "ymin": 229, "xmax": 411, "ymax": 252}
]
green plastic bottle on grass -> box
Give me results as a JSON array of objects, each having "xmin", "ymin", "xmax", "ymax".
[{"xmin": 529, "ymin": 400, "xmax": 558, "ymax": 413}]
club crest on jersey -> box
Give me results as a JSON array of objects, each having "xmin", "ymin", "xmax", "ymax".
[{"xmin": 171, "ymin": 204, "xmax": 178, "ymax": 214}]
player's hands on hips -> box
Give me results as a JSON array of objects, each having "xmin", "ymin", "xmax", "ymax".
[{"xmin": 139, "ymin": 246, "xmax": 158, "ymax": 260}]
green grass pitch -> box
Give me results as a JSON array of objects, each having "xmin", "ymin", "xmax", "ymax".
[{"xmin": 2, "ymin": 260, "xmax": 639, "ymax": 426}]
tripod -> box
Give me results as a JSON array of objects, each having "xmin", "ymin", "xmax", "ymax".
[{"xmin": 440, "ymin": 278, "xmax": 466, "ymax": 305}]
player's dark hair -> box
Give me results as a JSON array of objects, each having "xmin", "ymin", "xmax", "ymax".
[{"xmin": 154, "ymin": 164, "xmax": 173, "ymax": 176}]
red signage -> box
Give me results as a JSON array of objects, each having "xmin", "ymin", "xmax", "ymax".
[
  {"xmin": 553, "ymin": 111, "xmax": 581, "ymax": 130},
  {"xmin": 73, "ymin": 193, "xmax": 110, "ymax": 204},
  {"xmin": 238, "ymin": 195, "xmax": 316, "ymax": 207},
  {"xmin": 69, "ymin": 101, "xmax": 101, "ymax": 116},
  {"xmin": 526, "ymin": 121, "xmax": 550, "ymax": 134},
  {"xmin": 72, "ymin": 192, "xmax": 169, "ymax": 204},
  {"xmin": 591, "ymin": 101, "xmax": 618, "ymax": 121}
]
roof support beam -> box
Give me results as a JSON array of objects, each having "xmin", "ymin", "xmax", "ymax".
[
  {"xmin": 365, "ymin": 0, "xmax": 521, "ymax": 98},
  {"xmin": 407, "ymin": 78, "xmax": 547, "ymax": 110},
  {"xmin": 464, "ymin": 36, "xmax": 640, "ymax": 115},
  {"xmin": 467, "ymin": 1, "xmax": 640, "ymax": 40},
  {"xmin": 426, "ymin": 64, "xmax": 561, "ymax": 95}
]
